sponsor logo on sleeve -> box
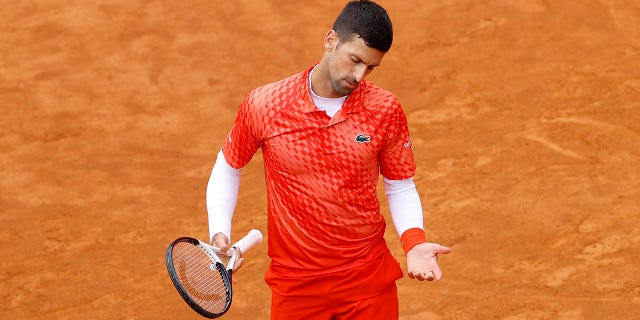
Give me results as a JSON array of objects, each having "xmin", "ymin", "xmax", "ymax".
[{"xmin": 404, "ymin": 138, "xmax": 413, "ymax": 150}]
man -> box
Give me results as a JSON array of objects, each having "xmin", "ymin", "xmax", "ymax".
[{"xmin": 206, "ymin": 1, "xmax": 451, "ymax": 319}]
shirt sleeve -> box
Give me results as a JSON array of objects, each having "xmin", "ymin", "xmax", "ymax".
[
  {"xmin": 222, "ymin": 92, "xmax": 263, "ymax": 169},
  {"xmin": 378, "ymin": 103, "xmax": 416, "ymax": 180},
  {"xmin": 210, "ymin": 90, "xmax": 264, "ymax": 241}
]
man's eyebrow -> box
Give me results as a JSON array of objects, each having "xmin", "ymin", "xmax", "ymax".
[{"xmin": 352, "ymin": 54, "xmax": 380, "ymax": 68}]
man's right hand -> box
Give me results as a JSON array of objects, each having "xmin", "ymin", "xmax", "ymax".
[
  {"xmin": 212, "ymin": 232, "xmax": 232, "ymax": 253},
  {"xmin": 211, "ymin": 232, "xmax": 244, "ymax": 273}
]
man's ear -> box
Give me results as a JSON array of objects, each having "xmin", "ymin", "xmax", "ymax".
[{"xmin": 324, "ymin": 30, "xmax": 339, "ymax": 52}]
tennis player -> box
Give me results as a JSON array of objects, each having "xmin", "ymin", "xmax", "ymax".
[{"xmin": 206, "ymin": 1, "xmax": 451, "ymax": 318}]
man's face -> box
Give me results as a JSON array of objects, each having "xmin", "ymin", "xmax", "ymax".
[{"xmin": 326, "ymin": 33, "xmax": 386, "ymax": 97}]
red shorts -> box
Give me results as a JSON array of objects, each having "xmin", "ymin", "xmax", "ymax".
[
  {"xmin": 270, "ymin": 282, "xmax": 398, "ymax": 320},
  {"xmin": 266, "ymin": 250, "xmax": 403, "ymax": 320}
]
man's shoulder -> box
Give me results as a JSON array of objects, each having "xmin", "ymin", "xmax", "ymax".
[
  {"xmin": 249, "ymin": 70, "xmax": 307, "ymax": 101},
  {"xmin": 359, "ymin": 81, "xmax": 402, "ymax": 111},
  {"xmin": 238, "ymin": 69, "xmax": 308, "ymax": 121},
  {"xmin": 360, "ymin": 80, "xmax": 398, "ymax": 100}
]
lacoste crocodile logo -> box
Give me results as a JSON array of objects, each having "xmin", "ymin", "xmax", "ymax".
[{"xmin": 355, "ymin": 133, "xmax": 371, "ymax": 143}]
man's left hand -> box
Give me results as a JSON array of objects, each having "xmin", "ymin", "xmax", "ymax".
[{"xmin": 406, "ymin": 242, "xmax": 452, "ymax": 281}]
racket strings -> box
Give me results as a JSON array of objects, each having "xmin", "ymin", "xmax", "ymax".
[{"xmin": 172, "ymin": 242, "xmax": 230, "ymax": 313}]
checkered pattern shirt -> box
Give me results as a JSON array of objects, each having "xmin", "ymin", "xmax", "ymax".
[{"xmin": 223, "ymin": 65, "xmax": 416, "ymax": 274}]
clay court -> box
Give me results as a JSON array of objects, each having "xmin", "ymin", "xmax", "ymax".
[{"xmin": 2, "ymin": 0, "xmax": 639, "ymax": 319}]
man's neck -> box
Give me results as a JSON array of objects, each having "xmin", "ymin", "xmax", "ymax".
[
  {"xmin": 309, "ymin": 65, "xmax": 346, "ymax": 118},
  {"xmin": 310, "ymin": 62, "xmax": 340, "ymax": 98}
]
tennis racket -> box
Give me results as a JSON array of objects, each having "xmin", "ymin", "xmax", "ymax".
[{"xmin": 165, "ymin": 229, "xmax": 263, "ymax": 318}]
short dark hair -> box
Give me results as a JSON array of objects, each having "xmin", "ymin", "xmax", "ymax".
[{"xmin": 332, "ymin": 0, "xmax": 393, "ymax": 52}]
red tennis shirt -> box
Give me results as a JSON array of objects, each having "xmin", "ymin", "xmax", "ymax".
[{"xmin": 222, "ymin": 65, "xmax": 416, "ymax": 277}]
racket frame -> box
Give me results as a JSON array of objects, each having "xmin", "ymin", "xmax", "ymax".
[
  {"xmin": 165, "ymin": 229, "xmax": 262, "ymax": 318},
  {"xmin": 165, "ymin": 238, "xmax": 236, "ymax": 318}
]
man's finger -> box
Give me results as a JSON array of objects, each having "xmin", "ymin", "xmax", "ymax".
[
  {"xmin": 425, "ymin": 271, "xmax": 435, "ymax": 281},
  {"xmin": 434, "ymin": 266, "xmax": 444, "ymax": 280},
  {"xmin": 233, "ymin": 257, "xmax": 244, "ymax": 273},
  {"xmin": 435, "ymin": 245, "xmax": 452, "ymax": 254},
  {"xmin": 408, "ymin": 271, "xmax": 425, "ymax": 281},
  {"xmin": 229, "ymin": 257, "xmax": 244, "ymax": 284}
]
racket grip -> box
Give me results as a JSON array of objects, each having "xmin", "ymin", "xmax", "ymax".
[{"xmin": 233, "ymin": 229, "xmax": 263, "ymax": 254}]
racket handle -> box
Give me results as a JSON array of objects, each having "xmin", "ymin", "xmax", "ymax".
[{"xmin": 233, "ymin": 229, "xmax": 263, "ymax": 254}]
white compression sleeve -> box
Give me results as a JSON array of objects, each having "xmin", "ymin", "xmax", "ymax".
[
  {"xmin": 206, "ymin": 149, "xmax": 242, "ymax": 243},
  {"xmin": 384, "ymin": 177, "xmax": 424, "ymax": 236}
]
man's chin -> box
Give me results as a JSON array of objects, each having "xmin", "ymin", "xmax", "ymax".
[{"xmin": 331, "ymin": 84, "xmax": 356, "ymax": 97}]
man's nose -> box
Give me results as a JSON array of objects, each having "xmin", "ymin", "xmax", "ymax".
[{"xmin": 353, "ymin": 64, "xmax": 367, "ymax": 83}]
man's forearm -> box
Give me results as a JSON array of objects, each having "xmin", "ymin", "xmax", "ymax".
[
  {"xmin": 206, "ymin": 149, "xmax": 242, "ymax": 242},
  {"xmin": 384, "ymin": 177, "xmax": 427, "ymax": 253}
]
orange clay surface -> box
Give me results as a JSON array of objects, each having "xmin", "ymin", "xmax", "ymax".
[{"xmin": 2, "ymin": 1, "xmax": 639, "ymax": 319}]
